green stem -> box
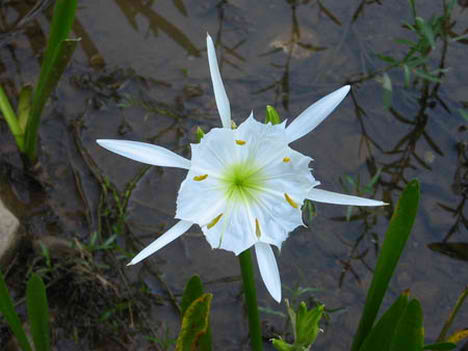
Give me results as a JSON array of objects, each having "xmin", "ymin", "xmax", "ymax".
[
  {"xmin": 0, "ymin": 85, "xmax": 24, "ymax": 151},
  {"xmin": 238, "ymin": 248, "xmax": 263, "ymax": 351},
  {"xmin": 437, "ymin": 285, "xmax": 468, "ymax": 341}
]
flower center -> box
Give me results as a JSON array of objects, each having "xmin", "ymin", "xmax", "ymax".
[{"xmin": 221, "ymin": 161, "xmax": 264, "ymax": 203}]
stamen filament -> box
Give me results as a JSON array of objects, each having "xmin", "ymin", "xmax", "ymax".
[
  {"xmin": 284, "ymin": 193, "xmax": 298, "ymax": 209},
  {"xmin": 207, "ymin": 213, "xmax": 223, "ymax": 229},
  {"xmin": 255, "ymin": 218, "xmax": 261, "ymax": 238}
]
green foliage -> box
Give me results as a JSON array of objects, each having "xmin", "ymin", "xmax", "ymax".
[
  {"xmin": 0, "ymin": 271, "xmax": 32, "ymax": 351},
  {"xmin": 26, "ymin": 274, "xmax": 50, "ymax": 351},
  {"xmin": 358, "ymin": 291, "xmax": 450, "ymax": 351},
  {"xmin": 177, "ymin": 275, "xmax": 212, "ymax": 350},
  {"xmin": 272, "ymin": 301, "xmax": 324, "ymax": 351},
  {"xmin": 176, "ymin": 293, "xmax": 213, "ymax": 351},
  {"xmin": 24, "ymin": 0, "xmax": 78, "ymax": 161},
  {"xmin": 358, "ymin": 292, "xmax": 410, "ymax": 351},
  {"xmin": 0, "ymin": 0, "xmax": 78, "ymax": 162},
  {"xmin": 375, "ymin": 0, "xmax": 453, "ymax": 104},
  {"xmin": 265, "ymin": 105, "xmax": 281, "ymax": 125},
  {"xmin": 0, "ymin": 271, "xmax": 51, "ymax": 351},
  {"xmin": 351, "ymin": 179, "xmax": 420, "ymax": 351},
  {"xmin": 423, "ymin": 343, "xmax": 457, "ymax": 350},
  {"xmin": 196, "ymin": 126, "xmax": 206, "ymax": 142}
]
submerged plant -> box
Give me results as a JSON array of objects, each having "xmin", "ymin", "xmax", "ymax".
[{"xmin": 97, "ymin": 34, "xmax": 385, "ymax": 303}]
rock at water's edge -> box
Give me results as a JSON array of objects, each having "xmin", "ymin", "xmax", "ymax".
[{"xmin": 0, "ymin": 199, "xmax": 20, "ymax": 266}]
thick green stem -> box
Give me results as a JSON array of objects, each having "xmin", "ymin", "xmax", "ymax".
[
  {"xmin": 238, "ymin": 248, "xmax": 264, "ymax": 351},
  {"xmin": 0, "ymin": 85, "xmax": 24, "ymax": 151}
]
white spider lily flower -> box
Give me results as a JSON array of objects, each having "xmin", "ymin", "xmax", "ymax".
[{"xmin": 96, "ymin": 34, "xmax": 385, "ymax": 303}]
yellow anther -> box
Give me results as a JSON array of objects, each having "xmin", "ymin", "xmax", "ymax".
[
  {"xmin": 231, "ymin": 120, "xmax": 238, "ymax": 129},
  {"xmin": 235, "ymin": 139, "xmax": 246, "ymax": 145},
  {"xmin": 255, "ymin": 218, "xmax": 261, "ymax": 238},
  {"xmin": 207, "ymin": 213, "xmax": 223, "ymax": 229},
  {"xmin": 193, "ymin": 174, "xmax": 208, "ymax": 181},
  {"xmin": 283, "ymin": 157, "xmax": 291, "ymax": 163},
  {"xmin": 284, "ymin": 193, "xmax": 298, "ymax": 209}
]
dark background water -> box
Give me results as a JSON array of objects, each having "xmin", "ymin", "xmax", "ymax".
[{"xmin": 1, "ymin": 0, "xmax": 468, "ymax": 349}]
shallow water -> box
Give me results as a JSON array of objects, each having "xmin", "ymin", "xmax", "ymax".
[{"xmin": 1, "ymin": 0, "xmax": 468, "ymax": 349}]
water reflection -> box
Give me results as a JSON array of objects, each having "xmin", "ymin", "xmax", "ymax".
[
  {"xmin": 254, "ymin": 0, "xmax": 327, "ymax": 111},
  {"xmin": 434, "ymin": 137, "xmax": 468, "ymax": 244},
  {"xmin": 113, "ymin": 0, "xmax": 200, "ymax": 57}
]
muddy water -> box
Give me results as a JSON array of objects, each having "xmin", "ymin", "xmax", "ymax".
[{"xmin": 1, "ymin": 0, "xmax": 468, "ymax": 349}]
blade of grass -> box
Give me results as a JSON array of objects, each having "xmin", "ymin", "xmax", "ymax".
[
  {"xmin": 26, "ymin": 273, "xmax": 50, "ymax": 351},
  {"xmin": 0, "ymin": 85, "xmax": 24, "ymax": 151},
  {"xmin": 0, "ymin": 271, "xmax": 32, "ymax": 351},
  {"xmin": 351, "ymin": 179, "xmax": 420, "ymax": 351},
  {"xmin": 24, "ymin": 0, "xmax": 78, "ymax": 162}
]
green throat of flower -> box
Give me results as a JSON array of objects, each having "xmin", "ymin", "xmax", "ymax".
[{"xmin": 221, "ymin": 161, "xmax": 265, "ymax": 203}]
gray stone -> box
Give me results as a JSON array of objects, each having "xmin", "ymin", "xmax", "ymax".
[{"xmin": 0, "ymin": 198, "xmax": 21, "ymax": 266}]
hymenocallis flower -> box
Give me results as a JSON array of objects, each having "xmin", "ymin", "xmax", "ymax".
[{"xmin": 97, "ymin": 34, "xmax": 385, "ymax": 303}]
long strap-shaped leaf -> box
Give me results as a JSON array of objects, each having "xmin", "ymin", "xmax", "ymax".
[
  {"xmin": 27, "ymin": 273, "xmax": 50, "ymax": 351},
  {"xmin": 24, "ymin": 0, "xmax": 78, "ymax": 161},
  {"xmin": 351, "ymin": 180, "xmax": 420, "ymax": 351},
  {"xmin": 0, "ymin": 271, "xmax": 33, "ymax": 351}
]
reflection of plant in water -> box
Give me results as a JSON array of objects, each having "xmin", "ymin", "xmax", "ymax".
[
  {"xmin": 113, "ymin": 0, "xmax": 200, "ymax": 57},
  {"xmin": 351, "ymin": 0, "xmax": 460, "ymax": 104},
  {"xmin": 435, "ymin": 139, "xmax": 468, "ymax": 242},
  {"xmin": 255, "ymin": 0, "xmax": 329, "ymax": 111}
]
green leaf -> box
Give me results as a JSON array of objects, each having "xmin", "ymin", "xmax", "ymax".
[
  {"xmin": 394, "ymin": 38, "xmax": 417, "ymax": 47},
  {"xmin": 24, "ymin": 0, "xmax": 78, "ymax": 162},
  {"xmin": 180, "ymin": 275, "xmax": 212, "ymax": 350},
  {"xmin": 408, "ymin": 0, "xmax": 416, "ymax": 18},
  {"xmin": 17, "ymin": 85, "xmax": 33, "ymax": 132},
  {"xmin": 176, "ymin": 293, "xmax": 213, "ymax": 351},
  {"xmin": 0, "ymin": 271, "xmax": 32, "ymax": 351},
  {"xmin": 27, "ymin": 273, "xmax": 50, "ymax": 351},
  {"xmin": 403, "ymin": 64, "xmax": 411, "ymax": 88},
  {"xmin": 265, "ymin": 105, "xmax": 281, "ymax": 125},
  {"xmin": 351, "ymin": 180, "xmax": 420, "ymax": 351},
  {"xmin": 458, "ymin": 109, "xmax": 468, "ymax": 122},
  {"xmin": 181, "ymin": 275, "xmax": 204, "ymax": 317},
  {"xmin": 196, "ymin": 126, "xmax": 206, "ymax": 142},
  {"xmin": 376, "ymin": 54, "xmax": 397, "ymax": 64},
  {"xmin": 389, "ymin": 299, "xmax": 424, "ymax": 351},
  {"xmin": 412, "ymin": 69, "xmax": 442, "ymax": 83},
  {"xmin": 272, "ymin": 338, "xmax": 296, "ymax": 351},
  {"xmin": 0, "ymin": 85, "xmax": 24, "ymax": 151},
  {"xmin": 423, "ymin": 342, "xmax": 457, "ymax": 350},
  {"xmin": 359, "ymin": 292, "xmax": 410, "ymax": 351},
  {"xmin": 380, "ymin": 73, "xmax": 393, "ymax": 110},
  {"xmin": 295, "ymin": 303, "xmax": 324, "ymax": 346},
  {"xmin": 415, "ymin": 17, "xmax": 436, "ymax": 49}
]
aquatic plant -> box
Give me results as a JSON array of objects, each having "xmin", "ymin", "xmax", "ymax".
[
  {"xmin": 0, "ymin": 272, "xmax": 50, "ymax": 351},
  {"xmin": 97, "ymin": 34, "xmax": 385, "ymax": 349},
  {"xmin": 0, "ymin": 0, "xmax": 78, "ymax": 163}
]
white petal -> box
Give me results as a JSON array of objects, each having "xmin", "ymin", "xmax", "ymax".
[
  {"xmin": 307, "ymin": 188, "xmax": 386, "ymax": 206},
  {"xmin": 255, "ymin": 243, "xmax": 282, "ymax": 303},
  {"xmin": 202, "ymin": 200, "xmax": 258, "ymax": 255},
  {"xmin": 97, "ymin": 139, "xmax": 190, "ymax": 169},
  {"xmin": 176, "ymin": 171, "xmax": 227, "ymax": 225},
  {"xmin": 127, "ymin": 220, "xmax": 193, "ymax": 265},
  {"xmin": 207, "ymin": 34, "xmax": 231, "ymax": 129},
  {"xmin": 285, "ymin": 85, "xmax": 351, "ymax": 143}
]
